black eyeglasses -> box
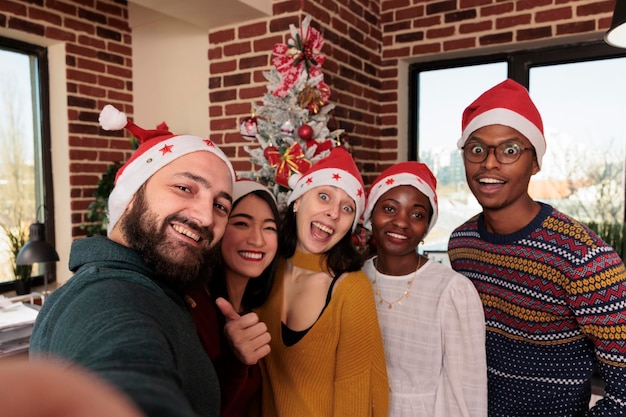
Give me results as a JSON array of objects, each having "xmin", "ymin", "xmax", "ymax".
[{"xmin": 462, "ymin": 142, "xmax": 535, "ymax": 164}]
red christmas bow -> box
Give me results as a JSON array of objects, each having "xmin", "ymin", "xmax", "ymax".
[
  {"xmin": 264, "ymin": 143, "xmax": 312, "ymax": 188},
  {"xmin": 272, "ymin": 17, "xmax": 326, "ymax": 98},
  {"xmin": 305, "ymin": 139, "xmax": 334, "ymax": 156}
]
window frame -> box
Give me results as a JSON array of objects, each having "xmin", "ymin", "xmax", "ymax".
[
  {"xmin": 0, "ymin": 36, "xmax": 55, "ymax": 292},
  {"xmin": 408, "ymin": 40, "xmax": 626, "ymax": 223}
]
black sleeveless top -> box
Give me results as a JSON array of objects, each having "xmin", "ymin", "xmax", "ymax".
[{"xmin": 281, "ymin": 274, "xmax": 340, "ymax": 346}]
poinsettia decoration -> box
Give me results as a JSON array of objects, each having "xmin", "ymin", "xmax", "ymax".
[{"xmin": 272, "ymin": 15, "xmax": 327, "ymax": 99}]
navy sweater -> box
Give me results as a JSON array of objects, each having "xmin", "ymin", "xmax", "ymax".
[{"xmin": 449, "ymin": 203, "xmax": 626, "ymax": 417}]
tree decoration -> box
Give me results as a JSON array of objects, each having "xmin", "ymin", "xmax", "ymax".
[
  {"xmin": 298, "ymin": 84, "xmax": 327, "ymax": 115},
  {"xmin": 239, "ymin": 115, "xmax": 258, "ymax": 140},
  {"xmin": 280, "ymin": 119, "xmax": 295, "ymax": 134},
  {"xmin": 264, "ymin": 143, "xmax": 312, "ymax": 188},
  {"xmin": 240, "ymin": 14, "xmax": 350, "ymax": 208},
  {"xmin": 297, "ymin": 124, "xmax": 314, "ymax": 142},
  {"xmin": 271, "ymin": 15, "xmax": 327, "ymax": 99}
]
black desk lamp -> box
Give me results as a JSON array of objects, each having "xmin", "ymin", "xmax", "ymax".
[
  {"xmin": 606, "ymin": 1, "xmax": 626, "ymax": 48},
  {"xmin": 16, "ymin": 221, "xmax": 59, "ymax": 295}
]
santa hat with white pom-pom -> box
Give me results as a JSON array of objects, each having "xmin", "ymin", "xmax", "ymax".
[{"xmin": 99, "ymin": 104, "xmax": 236, "ymax": 235}]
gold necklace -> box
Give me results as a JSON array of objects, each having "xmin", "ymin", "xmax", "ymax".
[{"xmin": 372, "ymin": 256, "xmax": 422, "ymax": 309}]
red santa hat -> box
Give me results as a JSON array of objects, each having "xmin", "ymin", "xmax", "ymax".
[
  {"xmin": 99, "ymin": 104, "xmax": 236, "ymax": 235},
  {"xmin": 362, "ymin": 161, "xmax": 438, "ymax": 235},
  {"xmin": 287, "ymin": 147, "xmax": 365, "ymax": 231},
  {"xmin": 457, "ymin": 78, "xmax": 546, "ymax": 168}
]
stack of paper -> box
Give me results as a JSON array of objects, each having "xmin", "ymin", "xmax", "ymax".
[{"xmin": 0, "ymin": 300, "xmax": 39, "ymax": 356}]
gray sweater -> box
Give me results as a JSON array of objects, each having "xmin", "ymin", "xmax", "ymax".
[{"xmin": 31, "ymin": 236, "xmax": 220, "ymax": 417}]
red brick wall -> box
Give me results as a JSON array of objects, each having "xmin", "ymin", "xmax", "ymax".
[
  {"xmin": 0, "ymin": 0, "xmax": 616, "ymax": 237},
  {"xmin": 208, "ymin": 0, "xmax": 385, "ymax": 178},
  {"xmin": 209, "ymin": 0, "xmax": 615, "ymax": 184},
  {"xmin": 0, "ymin": 0, "xmax": 133, "ymax": 238}
]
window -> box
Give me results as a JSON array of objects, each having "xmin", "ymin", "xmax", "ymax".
[
  {"xmin": 409, "ymin": 42, "xmax": 626, "ymax": 255},
  {"xmin": 0, "ymin": 37, "xmax": 54, "ymax": 291}
]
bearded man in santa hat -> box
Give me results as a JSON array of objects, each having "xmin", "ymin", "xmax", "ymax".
[{"xmin": 31, "ymin": 105, "xmax": 236, "ymax": 417}]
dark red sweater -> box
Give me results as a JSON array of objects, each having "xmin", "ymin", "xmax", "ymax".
[{"xmin": 187, "ymin": 287, "xmax": 261, "ymax": 417}]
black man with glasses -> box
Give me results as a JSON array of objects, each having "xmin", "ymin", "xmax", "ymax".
[{"xmin": 448, "ymin": 79, "xmax": 626, "ymax": 417}]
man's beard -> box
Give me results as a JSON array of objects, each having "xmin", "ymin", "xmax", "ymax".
[{"xmin": 119, "ymin": 187, "xmax": 220, "ymax": 290}]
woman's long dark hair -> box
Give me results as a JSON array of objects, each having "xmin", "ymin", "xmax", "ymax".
[
  {"xmin": 279, "ymin": 200, "xmax": 363, "ymax": 277},
  {"xmin": 208, "ymin": 190, "xmax": 280, "ymax": 312}
]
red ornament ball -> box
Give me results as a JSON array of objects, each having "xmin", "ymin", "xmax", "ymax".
[{"xmin": 297, "ymin": 124, "xmax": 314, "ymax": 142}]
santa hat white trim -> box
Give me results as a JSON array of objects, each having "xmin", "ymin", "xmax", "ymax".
[
  {"xmin": 287, "ymin": 167, "xmax": 365, "ymax": 231},
  {"xmin": 107, "ymin": 134, "xmax": 235, "ymax": 234},
  {"xmin": 458, "ymin": 108, "xmax": 546, "ymax": 168},
  {"xmin": 363, "ymin": 172, "xmax": 438, "ymax": 235},
  {"xmin": 232, "ymin": 179, "xmax": 276, "ymax": 204}
]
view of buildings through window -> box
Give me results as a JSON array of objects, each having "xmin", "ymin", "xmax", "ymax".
[
  {"xmin": 415, "ymin": 52, "xmax": 626, "ymax": 256},
  {"xmin": 0, "ymin": 47, "xmax": 41, "ymax": 284}
]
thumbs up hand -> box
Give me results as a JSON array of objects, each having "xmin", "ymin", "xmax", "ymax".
[{"xmin": 215, "ymin": 297, "xmax": 271, "ymax": 365}]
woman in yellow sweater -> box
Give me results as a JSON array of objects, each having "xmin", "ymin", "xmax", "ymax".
[{"xmin": 254, "ymin": 148, "xmax": 389, "ymax": 417}]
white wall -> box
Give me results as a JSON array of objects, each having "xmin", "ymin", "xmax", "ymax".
[
  {"xmin": 130, "ymin": 3, "xmax": 210, "ymax": 137},
  {"xmin": 48, "ymin": 43, "xmax": 72, "ymax": 284}
]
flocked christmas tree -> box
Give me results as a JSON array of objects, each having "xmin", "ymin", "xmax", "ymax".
[{"xmin": 239, "ymin": 15, "xmax": 349, "ymax": 211}]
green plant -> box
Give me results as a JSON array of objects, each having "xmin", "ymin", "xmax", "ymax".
[
  {"xmin": 1, "ymin": 221, "xmax": 33, "ymax": 281},
  {"xmin": 81, "ymin": 162, "xmax": 122, "ymax": 236}
]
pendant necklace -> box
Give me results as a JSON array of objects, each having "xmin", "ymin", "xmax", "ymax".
[{"xmin": 372, "ymin": 256, "xmax": 422, "ymax": 309}]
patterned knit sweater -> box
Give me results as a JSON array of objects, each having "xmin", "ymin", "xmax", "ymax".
[
  {"xmin": 448, "ymin": 203, "xmax": 626, "ymax": 417},
  {"xmin": 253, "ymin": 252, "xmax": 389, "ymax": 417}
]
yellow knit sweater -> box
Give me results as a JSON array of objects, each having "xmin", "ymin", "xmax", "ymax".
[{"xmin": 253, "ymin": 253, "xmax": 389, "ymax": 417}]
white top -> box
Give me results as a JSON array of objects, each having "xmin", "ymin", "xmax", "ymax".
[{"xmin": 363, "ymin": 257, "xmax": 488, "ymax": 417}]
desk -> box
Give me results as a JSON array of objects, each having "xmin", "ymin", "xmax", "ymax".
[{"xmin": 0, "ymin": 292, "xmax": 43, "ymax": 358}]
